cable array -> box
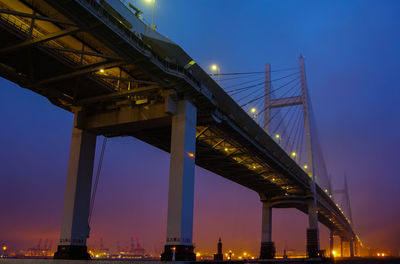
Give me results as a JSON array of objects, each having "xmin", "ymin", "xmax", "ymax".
[{"xmin": 222, "ymin": 65, "xmax": 331, "ymax": 194}]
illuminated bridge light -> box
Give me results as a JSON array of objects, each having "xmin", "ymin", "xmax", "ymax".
[{"xmin": 187, "ymin": 152, "xmax": 195, "ymax": 158}]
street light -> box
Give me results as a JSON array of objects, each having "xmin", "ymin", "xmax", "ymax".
[
  {"xmin": 291, "ymin": 151, "xmax": 298, "ymax": 162},
  {"xmin": 2, "ymin": 246, "xmax": 7, "ymax": 258},
  {"xmin": 211, "ymin": 64, "xmax": 220, "ymax": 85},
  {"xmin": 145, "ymin": 0, "xmax": 156, "ymax": 30},
  {"xmin": 274, "ymin": 134, "xmax": 282, "ymax": 144},
  {"xmin": 250, "ymin": 107, "xmax": 258, "ymax": 120}
]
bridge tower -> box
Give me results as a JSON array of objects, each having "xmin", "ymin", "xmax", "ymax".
[
  {"xmin": 54, "ymin": 109, "xmax": 97, "ymax": 260},
  {"xmin": 261, "ymin": 56, "xmax": 320, "ymax": 258},
  {"xmin": 335, "ymin": 174, "xmax": 355, "ymax": 257},
  {"xmin": 160, "ymin": 100, "xmax": 197, "ymax": 261},
  {"xmin": 54, "ymin": 99, "xmax": 198, "ymax": 261}
]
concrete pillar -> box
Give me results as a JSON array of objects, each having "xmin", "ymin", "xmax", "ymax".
[
  {"xmin": 354, "ymin": 239, "xmax": 358, "ymax": 256},
  {"xmin": 259, "ymin": 200, "xmax": 275, "ymax": 259},
  {"xmin": 329, "ymin": 230, "xmax": 334, "ymax": 258},
  {"xmin": 349, "ymin": 238, "xmax": 354, "ymax": 257},
  {"xmin": 306, "ymin": 198, "xmax": 320, "ymax": 258},
  {"xmin": 340, "ymin": 238, "xmax": 343, "ymax": 257},
  {"xmin": 54, "ymin": 123, "xmax": 97, "ymax": 259},
  {"xmin": 161, "ymin": 100, "xmax": 197, "ymax": 261}
]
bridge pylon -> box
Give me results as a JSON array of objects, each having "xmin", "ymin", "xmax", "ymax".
[
  {"xmin": 54, "ymin": 110, "xmax": 96, "ymax": 260},
  {"xmin": 160, "ymin": 100, "xmax": 197, "ymax": 261},
  {"xmin": 259, "ymin": 194, "xmax": 275, "ymax": 259},
  {"xmin": 263, "ymin": 56, "xmax": 320, "ymax": 258}
]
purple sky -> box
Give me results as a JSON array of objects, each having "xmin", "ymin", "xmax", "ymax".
[{"xmin": 0, "ymin": 0, "xmax": 399, "ymax": 257}]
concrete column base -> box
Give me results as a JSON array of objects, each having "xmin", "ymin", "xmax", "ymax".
[
  {"xmin": 54, "ymin": 245, "xmax": 90, "ymax": 260},
  {"xmin": 161, "ymin": 245, "xmax": 196, "ymax": 261},
  {"xmin": 307, "ymin": 228, "xmax": 319, "ymax": 258},
  {"xmin": 259, "ymin": 242, "xmax": 275, "ymax": 259}
]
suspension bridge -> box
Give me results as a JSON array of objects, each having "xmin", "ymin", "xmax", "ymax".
[{"xmin": 0, "ymin": 0, "xmax": 360, "ymax": 261}]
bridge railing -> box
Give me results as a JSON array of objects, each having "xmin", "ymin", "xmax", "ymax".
[{"xmin": 79, "ymin": 0, "xmax": 202, "ymax": 88}]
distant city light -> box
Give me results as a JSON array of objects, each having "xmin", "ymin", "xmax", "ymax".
[{"xmin": 187, "ymin": 152, "xmax": 195, "ymax": 158}]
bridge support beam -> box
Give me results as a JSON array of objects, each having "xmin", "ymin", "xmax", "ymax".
[
  {"xmin": 54, "ymin": 120, "xmax": 97, "ymax": 260},
  {"xmin": 161, "ymin": 100, "xmax": 197, "ymax": 261},
  {"xmin": 329, "ymin": 230, "xmax": 334, "ymax": 258},
  {"xmin": 306, "ymin": 199, "xmax": 320, "ymax": 258},
  {"xmin": 259, "ymin": 200, "xmax": 275, "ymax": 259},
  {"xmin": 349, "ymin": 237, "xmax": 354, "ymax": 257}
]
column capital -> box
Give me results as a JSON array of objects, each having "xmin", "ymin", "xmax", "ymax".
[{"xmin": 259, "ymin": 193, "xmax": 271, "ymax": 202}]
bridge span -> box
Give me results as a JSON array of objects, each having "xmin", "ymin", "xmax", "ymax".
[{"xmin": 0, "ymin": 0, "xmax": 359, "ymax": 260}]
